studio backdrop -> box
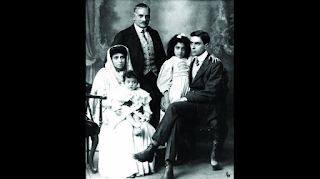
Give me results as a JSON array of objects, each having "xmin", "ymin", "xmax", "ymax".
[{"xmin": 86, "ymin": 0, "xmax": 234, "ymax": 120}]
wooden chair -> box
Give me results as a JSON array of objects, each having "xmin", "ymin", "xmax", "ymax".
[{"xmin": 85, "ymin": 82, "xmax": 106, "ymax": 173}]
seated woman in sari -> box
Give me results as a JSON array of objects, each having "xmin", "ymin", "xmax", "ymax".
[{"xmin": 89, "ymin": 45, "xmax": 155, "ymax": 178}]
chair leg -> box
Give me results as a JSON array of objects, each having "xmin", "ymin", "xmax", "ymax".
[
  {"xmin": 89, "ymin": 134, "xmax": 99, "ymax": 173},
  {"xmin": 86, "ymin": 137, "xmax": 89, "ymax": 164}
]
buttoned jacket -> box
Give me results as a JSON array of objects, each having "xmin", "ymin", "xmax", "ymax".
[
  {"xmin": 186, "ymin": 54, "xmax": 225, "ymax": 124},
  {"xmin": 111, "ymin": 25, "xmax": 166, "ymax": 78}
]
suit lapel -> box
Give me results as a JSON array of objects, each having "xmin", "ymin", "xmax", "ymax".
[
  {"xmin": 146, "ymin": 26, "xmax": 153, "ymax": 38},
  {"xmin": 128, "ymin": 25, "xmax": 142, "ymax": 46},
  {"xmin": 191, "ymin": 54, "xmax": 210, "ymax": 83}
]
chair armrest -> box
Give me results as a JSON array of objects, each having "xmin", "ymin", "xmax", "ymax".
[
  {"xmin": 86, "ymin": 94, "xmax": 107, "ymax": 127},
  {"xmin": 86, "ymin": 94, "xmax": 107, "ymax": 100}
]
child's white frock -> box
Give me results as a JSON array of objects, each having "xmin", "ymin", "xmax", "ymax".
[
  {"xmin": 97, "ymin": 85, "xmax": 155, "ymax": 178},
  {"xmin": 157, "ymin": 56, "xmax": 190, "ymax": 123}
]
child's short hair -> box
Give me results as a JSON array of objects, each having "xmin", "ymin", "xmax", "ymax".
[
  {"xmin": 123, "ymin": 70, "xmax": 139, "ymax": 82},
  {"xmin": 166, "ymin": 34, "xmax": 191, "ymax": 59}
]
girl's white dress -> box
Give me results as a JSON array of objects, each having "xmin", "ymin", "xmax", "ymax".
[{"xmin": 157, "ymin": 56, "xmax": 190, "ymax": 123}]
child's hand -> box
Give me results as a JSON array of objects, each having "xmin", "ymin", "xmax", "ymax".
[
  {"xmin": 115, "ymin": 109, "xmax": 122, "ymax": 116},
  {"xmin": 163, "ymin": 101, "xmax": 170, "ymax": 111},
  {"xmin": 103, "ymin": 120, "xmax": 108, "ymax": 125},
  {"xmin": 209, "ymin": 55, "xmax": 221, "ymax": 63},
  {"xmin": 133, "ymin": 127, "xmax": 142, "ymax": 136},
  {"xmin": 160, "ymin": 97, "xmax": 170, "ymax": 111},
  {"xmin": 140, "ymin": 114, "xmax": 149, "ymax": 122},
  {"xmin": 160, "ymin": 97, "xmax": 166, "ymax": 111},
  {"xmin": 174, "ymin": 97, "xmax": 187, "ymax": 102}
]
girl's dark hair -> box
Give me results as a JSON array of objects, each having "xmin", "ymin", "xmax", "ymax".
[
  {"xmin": 166, "ymin": 34, "xmax": 191, "ymax": 59},
  {"xmin": 123, "ymin": 70, "xmax": 139, "ymax": 82}
]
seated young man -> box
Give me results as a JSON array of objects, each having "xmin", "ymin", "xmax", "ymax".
[{"xmin": 133, "ymin": 30, "xmax": 227, "ymax": 179}]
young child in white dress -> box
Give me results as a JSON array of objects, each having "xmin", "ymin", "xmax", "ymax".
[
  {"xmin": 106, "ymin": 70, "xmax": 156, "ymax": 176},
  {"xmin": 106, "ymin": 70, "xmax": 154, "ymax": 136},
  {"xmin": 157, "ymin": 33, "xmax": 191, "ymax": 122}
]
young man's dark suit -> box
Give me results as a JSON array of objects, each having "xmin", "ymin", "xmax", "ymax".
[
  {"xmin": 152, "ymin": 53, "xmax": 226, "ymax": 162},
  {"xmin": 111, "ymin": 25, "xmax": 166, "ymax": 128}
]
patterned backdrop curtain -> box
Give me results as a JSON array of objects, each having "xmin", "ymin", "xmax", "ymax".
[
  {"xmin": 86, "ymin": 0, "xmax": 233, "ymax": 86},
  {"xmin": 85, "ymin": 0, "xmax": 234, "ymax": 121}
]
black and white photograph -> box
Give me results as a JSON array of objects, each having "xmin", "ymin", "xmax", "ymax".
[{"xmin": 85, "ymin": 0, "xmax": 234, "ymax": 178}]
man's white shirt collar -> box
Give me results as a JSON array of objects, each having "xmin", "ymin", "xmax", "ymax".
[
  {"xmin": 187, "ymin": 51, "xmax": 208, "ymax": 66},
  {"xmin": 134, "ymin": 23, "xmax": 146, "ymax": 33},
  {"xmin": 191, "ymin": 51, "xmax": 209, "ymax": 79},
  {"xmin": 196, "ymin": 51, "xmax": 208, "ymax": 64}
]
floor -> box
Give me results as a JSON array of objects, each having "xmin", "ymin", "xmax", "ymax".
[{"xmin": 86, "ymin": 118, "xmax": 234, "ymax": 179}]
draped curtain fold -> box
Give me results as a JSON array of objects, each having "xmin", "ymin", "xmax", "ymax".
[{"xmin": 86, "ymin": 0, "xmax": 104, "ymax": 84}]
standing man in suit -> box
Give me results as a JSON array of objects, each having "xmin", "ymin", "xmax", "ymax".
[
  {"xmin": 133, "ymin": 30, "xmax": 226, "ymax": 179},
  {"xmin": 111, "ymin": 3, "xmax": 166, "ymax": 128}
]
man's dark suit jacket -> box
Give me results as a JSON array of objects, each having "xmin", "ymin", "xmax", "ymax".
[
  {"xmin": 186, "ymin": 53, "xmax": 225, "ymax": 125},
  {"xmin": 111, "ymin": 25, "xmax": 166, "ymax": 78}
]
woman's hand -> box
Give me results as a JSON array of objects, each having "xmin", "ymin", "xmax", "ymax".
[{"xmin": 115, "ymin": 109, "xmax": 122, "ymax": 116}]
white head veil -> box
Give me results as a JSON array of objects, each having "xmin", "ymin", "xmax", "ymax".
[
  {"xmin": 89, "ymin": 45, "xmax": 134, "ymax": 122},
  {"xmin": 103, "ymin": 45, "xmax": 134, "ymax": 88}
]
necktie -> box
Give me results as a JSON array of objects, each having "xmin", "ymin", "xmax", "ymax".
[
  {"xmin": 194, "ymin": 56, "xmax": 199, "ymax": 66},
  {"xmin": 141, "ymin": 29, "xmax": 148, "ymax": 41},
  {"xmin": 192, "ymin": 56, "xmax": 199, "ymax": 80}
]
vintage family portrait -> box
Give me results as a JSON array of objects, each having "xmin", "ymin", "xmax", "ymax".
[{"xmin": 85, "ymin": 0, "xmax": 234, "ymax": 179}]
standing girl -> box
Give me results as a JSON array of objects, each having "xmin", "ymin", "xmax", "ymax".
[{"xmin": 157, "ymin": 33, "xmax": 191, "ymax": 121}]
